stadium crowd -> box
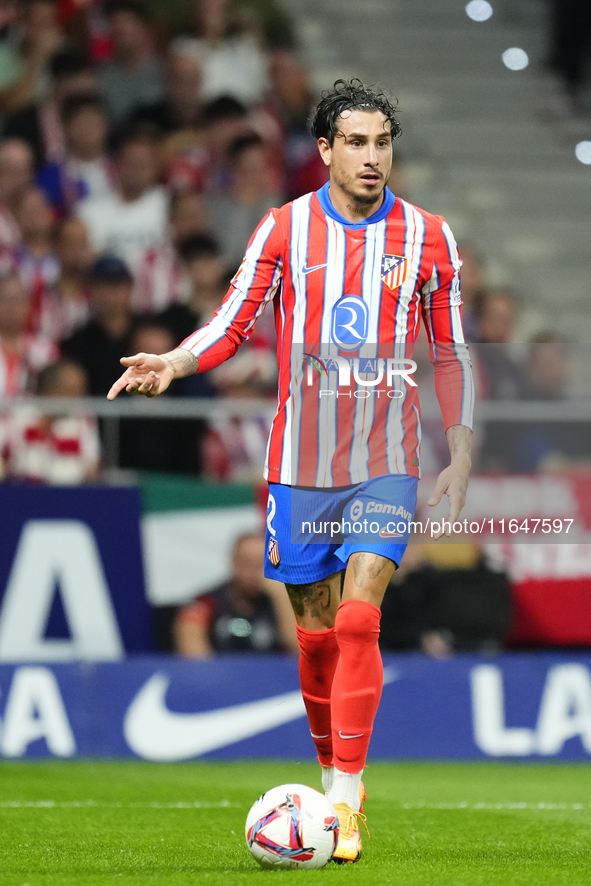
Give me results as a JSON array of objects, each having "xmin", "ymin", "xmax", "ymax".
[
  {"xmin": 0, "ymin": 1, "xmax": 587, "ymax": 661},
  {"xmin": 0, "ymin": 0, "xmax": 326, "ymax": 482},
  {"xmin": 0, "ymin": 0, "xmax": 583, "ymax": 485}
]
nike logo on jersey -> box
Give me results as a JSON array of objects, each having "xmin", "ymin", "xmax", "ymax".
[
  {"xmin": 338, "ymin": 731, "xmax": 364, "ymax": 740},
  {"xmin": 301, "ymin": 263, "xmax": 328, "ymax": 275},
  {"xmin": 124, "ymin": 673, "xmax": 306, "ymax": 760},
  {"xmin": 379, "ymin": 528, "xmax": 404, "ymax": 538}
]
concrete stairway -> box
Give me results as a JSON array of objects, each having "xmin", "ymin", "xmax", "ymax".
[{"xmin": 285, "ymin": 0, "xmax": 591, "ymax": 340}]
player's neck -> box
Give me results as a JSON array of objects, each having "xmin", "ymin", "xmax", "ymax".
[{"xmin": 327, "ymin": 183, "xmax": 384, "ymax": 223}]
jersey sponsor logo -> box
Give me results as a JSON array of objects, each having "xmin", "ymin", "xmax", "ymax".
[
  {"xmin": 301, "ymin": 262, "xmax": 328, "ymax": 275},
  {"xmin": 331, "ymin": 296, "xmax": 369, "ymax": 350},
  {"xmin": 302, "ymin": 353, "xmax": 328, "ymax": 378},
  {"xmin": 366, "ymin": 502, "xmax": 413, "ymax": 521},
  {"xmin": 350, "ymin": 500, "xmax": 364, "ymax": 521},
  {"xmin": 124, "ymin": 673, "xmax": 307, "ymax": 760},
  {"xmin": 381, "ymin": 254, "xmax": 408, "ymax": 291}
]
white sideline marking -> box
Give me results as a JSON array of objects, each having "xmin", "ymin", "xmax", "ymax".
[
  {"xmin": 0, "ymin": 800, "xmax": 237, "ymax": 809},
  {"xmin": 0, "ymin": 800, "xmax": 588, "ymax": 812},
  {"xmin": 401, "ymin": 801, "xmax": 590, "ymax": 811}
]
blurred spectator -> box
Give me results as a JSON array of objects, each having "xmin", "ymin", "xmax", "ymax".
[
  {"xmin": 0, "ymin": 270, "xmax": 56, "ymax": 396},
  {"xmin": 153, "ymin": 232, "xmax": 224, "ymax": 345},
  {"xmin": 167, "ymin": 94, "xmax": 250, "ymax": 194},
  {"xmin": 204, "ymin": 320, "xmax": 277, "ymax": 481},
  {"xmin": 11, "ymin": 183, "xmax": 59, "ymax": 300},
  {"xmin": 132, "ymin": 187, "xmax": 208, "ymax": 315},
  {"xmin": 265, "ymin": 49, "xmax": 328, "ymax": 199},
  {"xmin": 476, "ymin": 289, "xmax": 525, "ymax": 401},
  {"xmin": 37, "ymin": 92, "xmax": 114, "ymax": 214},
  {"xmin": 175, "ymin": 532, "xmax": 297, "ymax": 657},
  {"xmin": 379, "ymin": 544, "xmax": 451, "ymax": 657},
  {"xmin": 3, "ymin": 49, "xmax": 97, "ymax": 169},
  {"xmin": 131, "ymin": 39, "xmax": 203, "ymax": 138},
  {"xmin": 239, "ymin": 0, "xmax": 296, "ymax": 50},
  {"xmin": 118, "ymin": 320, "xmax": 208, "ymax": 473},
  {"xmin": 99, "ymin": 0, "xmax": 163, "ymax": 125},
  {"xmin": 77, "ymin": 125, "xmax": 167, "ymax": 272},
  {"xmin": 207, "ymin": 132, "xmax": 281, "ymax": 270},
  {"xmin": 0, "ymin": 0, "xmax": 64, "ymax": 113},
  {"xmin": 418, "ymin": 544, "xmax": 512, "ymax": 653},
  {"xmin": 60, "ymin": 253, "xmax": 139, "ymax": 394},
  {"xmin": 479, "ymin": 290, "xmax": 517, "ymax": 345},
  {"xmin": 524, "ymin": 335, "xmax": 569, "ymax": 400},
  {"xmin": 0, "ymin": 359, "xmax": 100, "ymax": 483},
  {"xmin": 179, "ymin": 231, "xmax": 225, "ymax": 321},
  {"xmin": 0, "ymin": 138, "xmax": 33, "ymax": 253},
  {"xmin": 457, "ymin": 243, "xmax": 486, "ymax": 343},
  {"xmin": 381, "ymin": 544, "xmax": 511, "ymax": 655},
  {"xmin": 57, "ymin": 0, "xmax": 113, "ymax": 64},
  {"xmin": 33, "ymin": 216, "xmax": 93, "ymax": 340},
  {"xmin": 482, "ymin": 335, "xmax": 591, "ymax": 473},
  {"xmin": 546, "ymin": 0, "xmax": 591, "ymax": 116},
  {"xmin": 183, "ymin": 0, "xmax": 267, "ymax": 106}
]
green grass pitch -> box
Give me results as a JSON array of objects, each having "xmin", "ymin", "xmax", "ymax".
[{"xmin": 1, "ymin": 760, "xmax": 590, "ymax": 885}]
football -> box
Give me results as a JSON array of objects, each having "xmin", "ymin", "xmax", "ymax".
[{"xmin": 245, "ymin": 783, "xmax": 339, "ymax": 870}]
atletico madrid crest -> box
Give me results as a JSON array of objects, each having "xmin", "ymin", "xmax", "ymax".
[
  {"xmin": 268, "ymin": 537, "xmax": 280, "ymax": 566},
  {"xmin": 381, "ymin": 254, "xmax": 408, "ymax": 290}
]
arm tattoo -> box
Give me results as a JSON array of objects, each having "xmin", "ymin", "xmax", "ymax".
[
  {"xmin": 163, "ymin": 348, "xmax": 199, "ymax": 379},
  {"xmin": 447, "ymin": 425, "xmax": 472, "ymax": 461},
  {"xmin": 285, "ymin": 580, "xmax": 332, "ymax": 619}
]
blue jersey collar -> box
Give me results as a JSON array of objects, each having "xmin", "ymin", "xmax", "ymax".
[{"xmin": 317, "ymin": 182, "xmax": 395, "ymax": 228}]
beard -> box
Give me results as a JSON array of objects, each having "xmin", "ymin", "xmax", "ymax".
[{"xmin": 332, "ymin": 166, "xmax": 386, "ymax": 208}]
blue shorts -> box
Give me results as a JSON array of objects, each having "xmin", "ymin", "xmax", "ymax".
[{"xmin": 264, "ymin": 474, "xmax": 418, "ymax": 584}]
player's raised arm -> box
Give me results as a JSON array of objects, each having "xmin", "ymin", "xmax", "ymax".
[{"xmin": 106, "ymin": 348, "xmax": 199, "ymax": 400}]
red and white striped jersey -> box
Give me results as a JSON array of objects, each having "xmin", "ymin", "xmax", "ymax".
[{"xmin": 181, "ymin": 184, "xmax": 474, "ymax": 487}]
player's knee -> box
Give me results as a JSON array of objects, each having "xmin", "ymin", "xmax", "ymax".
[{"xmin": 335, "ymin": 599, "xmax": 381, "ymax": 645}]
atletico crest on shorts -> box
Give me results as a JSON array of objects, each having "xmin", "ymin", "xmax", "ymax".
[
  {"xmin": 268, "ymin": 537, "xmax": 280, "ymax": 566},
  {"xmin": 381, "ymin": 254, "xmax": 408, "ymax": 290}
]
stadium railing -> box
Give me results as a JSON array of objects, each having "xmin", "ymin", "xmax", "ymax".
[{"xmin": 2, "ymin": 397, "xmax": 590, "ymax": 470}]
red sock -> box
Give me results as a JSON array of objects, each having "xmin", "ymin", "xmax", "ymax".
[
  {"xmin": 331, "ymin": 599, "xmax": 382, "ymax": 774},
  {"xmin": 296, "ymin": 625, "xmax": 340, "ymax": 767}
]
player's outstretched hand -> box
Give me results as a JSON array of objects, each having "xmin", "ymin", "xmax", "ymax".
[{"xmin": 107, "ymin": 353, "xmax": 174, "ymax": 400}]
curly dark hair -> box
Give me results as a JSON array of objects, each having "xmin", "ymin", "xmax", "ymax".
[{"xmin": 310, "ymin": 78, "xmax": 401, "ymax": 147}]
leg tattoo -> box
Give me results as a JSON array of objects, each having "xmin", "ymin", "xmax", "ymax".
[
  {"xmin": 352, "ymin": 552, "xmax": 391, "ymax": 589},
  {"xmin": 285, "ymin": 580, "xmax": 333, "ymax": 620}
]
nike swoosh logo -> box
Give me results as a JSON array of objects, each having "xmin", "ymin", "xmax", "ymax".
[
  {"xmin": 379, "ymin": 529, "xmax": 404, "ymax": 538},
  {"xmin": 301, "ymin": 263, "xmax": 328, "ymax": 275},
  {"xmin": 338, "ymin": 731, "xmax": 364, "ymax": 740},
  {"xmin": 310, "ymin": 733, "xmax": 330, "ymax": 739},
  {"xmin": 123, "ymin": 673, "xmax": 306, "ymax": 761}
]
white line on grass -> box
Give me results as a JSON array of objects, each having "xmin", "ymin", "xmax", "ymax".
[
  {"xmin": 401, "ymin": 802, "xmax": 591, "ymax": 811},
  {"xmin": 0, "ymin": 800, "xmax": 588, "ymax": 812},
  {"xmin": 0, "ymin": 800, "xmax": 238, "ymax": 809}
]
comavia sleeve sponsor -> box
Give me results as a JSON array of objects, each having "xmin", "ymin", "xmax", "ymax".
[
  {"xmin": 421, "ymin": 219, "xmax": 474, "ymax": 432},
  {"xmin": 179, "ymin": 210, "xmax": 284, "ymax": 373}
]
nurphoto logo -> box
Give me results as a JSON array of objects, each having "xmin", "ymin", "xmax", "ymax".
[{"xmin": 303, "ymin": 353, "xmax": 417, "ymax": 399}]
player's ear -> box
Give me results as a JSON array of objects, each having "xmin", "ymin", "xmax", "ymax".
[{"xmin": 317, "ymin": 137, "xmax": 331, "ymax": 167}]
